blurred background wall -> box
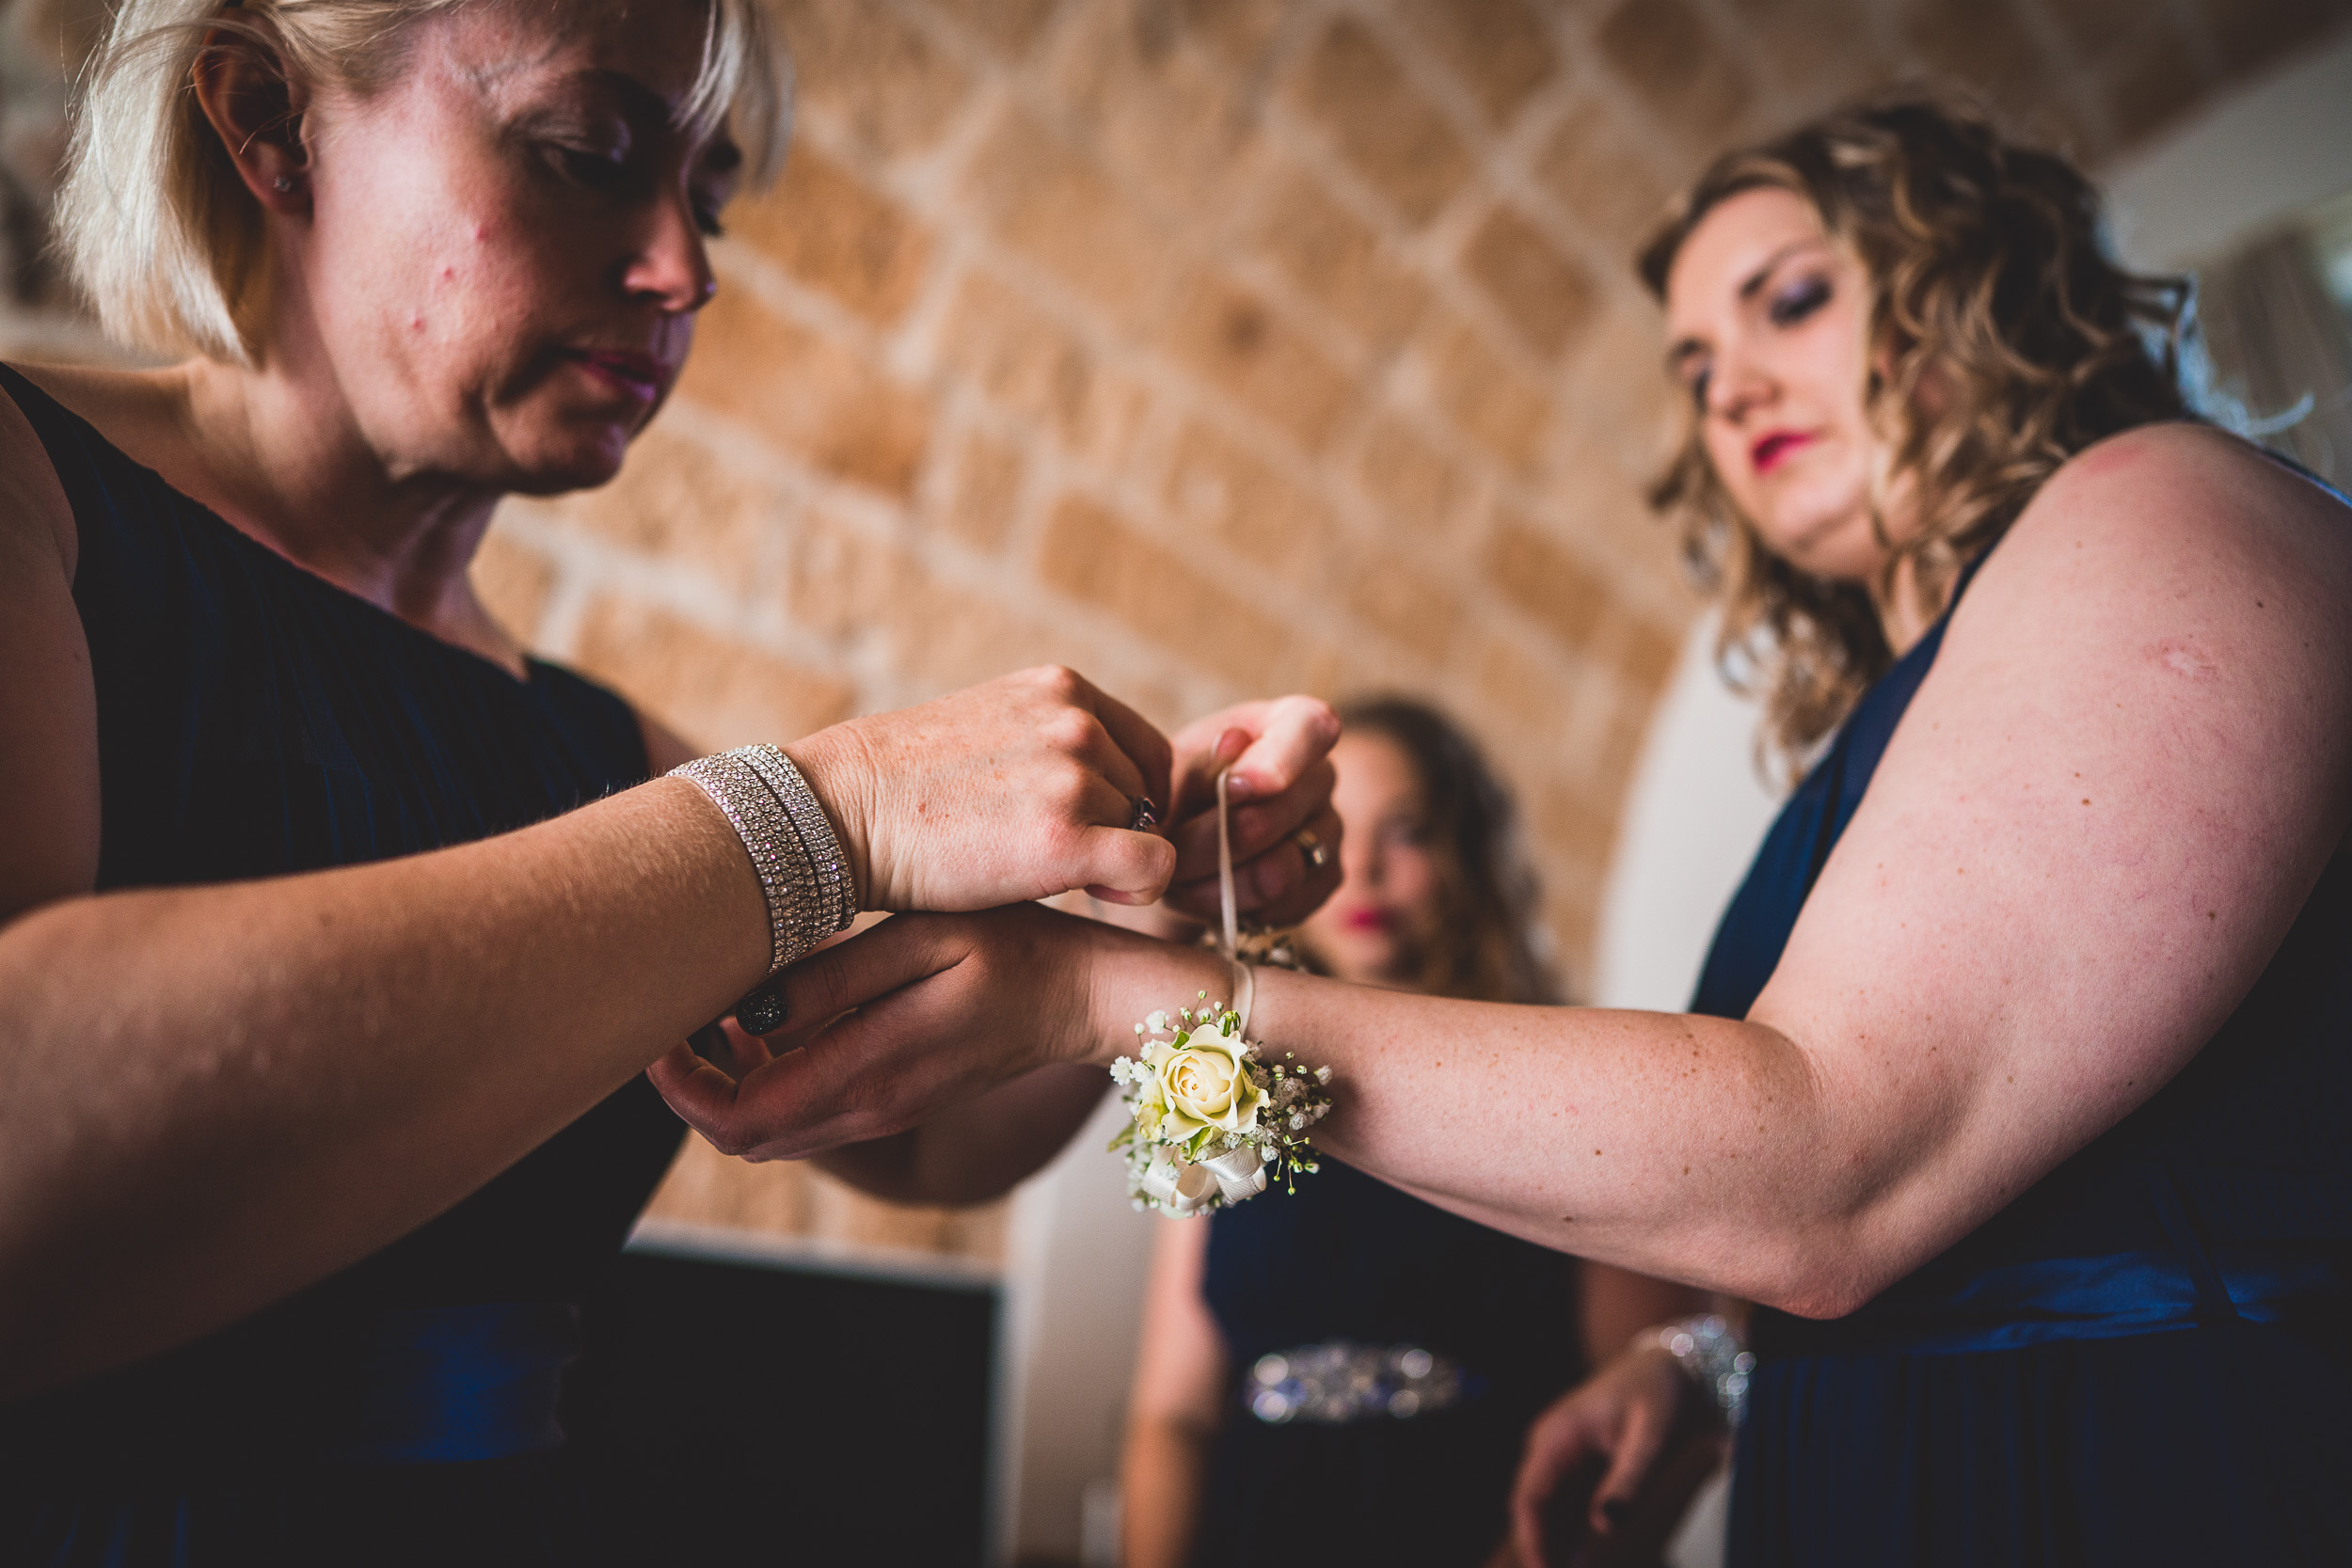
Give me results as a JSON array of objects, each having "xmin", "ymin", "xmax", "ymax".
[{"xmin": 6, "ymin": 1, "xmax": 2351, "ymax": 1561}]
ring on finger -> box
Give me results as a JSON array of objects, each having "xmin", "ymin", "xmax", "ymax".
[
  {"xmin": 1293, "ymin": 825, "xmax": 1331, "ymax": 870},
  {"xmin": 1128, "ymin": 796, "xmax": 1161, "ymax": 832}
]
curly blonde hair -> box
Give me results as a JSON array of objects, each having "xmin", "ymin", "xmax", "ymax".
[{"xmin": 1638, "ymin": 98, "xmax": 2192, "ymax": 767}]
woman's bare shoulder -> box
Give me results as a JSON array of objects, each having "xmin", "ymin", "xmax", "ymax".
[
  {"xmin": 1977, "ymin": 420, "xmax": 2352, "ymax": 655},
  {"xmin": 0, "ymin": 368, "xmax": 76, "ymax": 576}
]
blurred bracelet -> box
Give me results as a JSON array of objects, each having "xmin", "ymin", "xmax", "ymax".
[
  {"xmin": 671, "ymin": 744, "xmax": 855, "ymax": 1037},
  {"xmin": 1640, "ymin": 1313, "xmax": 1756, "ymax": 1427}
]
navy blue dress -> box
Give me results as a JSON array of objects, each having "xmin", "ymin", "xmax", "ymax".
[
  {"xmin": 1692, "ymin": 549, "xmax": 2352, "ymax": 1565},
  {"xmin": 1195, "ymin": 1159, "xmax": 1588, "ymax": 1567},
  {"xmin": 0, "ymin": 365, "xmax": 686, "ymax": 1566}
]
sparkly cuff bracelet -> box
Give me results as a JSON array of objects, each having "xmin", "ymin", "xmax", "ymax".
[
  {"xmin": 671, "ymin": 744, "xmax": 858, "ymax": 1037},
  {"xmin": 1643, "ymin": 1313, "xmax": 1755, "ymax": 1427}
]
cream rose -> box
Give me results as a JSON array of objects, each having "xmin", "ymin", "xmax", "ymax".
[{"xmin": 1157, "ymin": 1025, "xmax": 1266, "ymax": 1143}]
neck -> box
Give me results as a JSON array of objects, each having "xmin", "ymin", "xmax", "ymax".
[
  {"xmin": 1872, "ymin": 551, "xmax": 1939, "ymax": 657},
  {"xmin": 173, "ymin": 353, "xmax": 515, "ymax": 668}
]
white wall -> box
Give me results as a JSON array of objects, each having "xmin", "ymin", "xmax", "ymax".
[{"xmin": 2103, "ymin": 25, "xmax": 2352, "ymax": 268}]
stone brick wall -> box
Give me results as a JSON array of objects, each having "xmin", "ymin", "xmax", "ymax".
[{"xmin": 5, "ymin": 0, "xmax": 2346, "ymax": 1264}]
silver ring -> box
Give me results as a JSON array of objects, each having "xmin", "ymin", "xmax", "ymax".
[
  {"xmin": 1128, "ymin": 797, "xmax": 1160, "ymax": 832},
  {"xmin": 1294, "ymin": 826, "xmax": 1330, "ymax": 870}
]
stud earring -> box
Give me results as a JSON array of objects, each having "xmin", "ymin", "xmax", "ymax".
[{"xmin": 273, "ymin": 175, "xmax": 294, "ymax": 193}]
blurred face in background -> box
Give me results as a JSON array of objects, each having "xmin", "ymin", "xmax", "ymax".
[
  {"xmin": 1299, "ymin": 733, "xmax": 1447, "ymax": 990},
  {"xmin": 1664, "ymin": 185, "xmax": 1891, "ymax": 583}
]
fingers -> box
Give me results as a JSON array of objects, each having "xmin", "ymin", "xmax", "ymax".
[
  {"xmin": 1163, "ymin": 800, "xmax": 1342, "ymax": 926},
  {"xmin": 1078, "ymin": 820, "xmax": 1180, "ymax": 905},
  {"xmin": 1587, "ymin": 1382, "xmax": 1674, "ymax": 1537},
  {"xmin": 1168, "ymin": 756, "xmax": 1335, "ymax": 883},
  {"xmin": 1510, "ymin": 1404, "xmax": 1605, "ymax": 1568},
  {"xmin": 1222, "ymin": 695, "xmax": 1340, "ymax": 801},
  {"xmin": 1069, "ymin": 674, "xmax": 1175, "ymax": 814}
]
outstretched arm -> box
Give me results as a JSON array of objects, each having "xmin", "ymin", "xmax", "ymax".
[{"xmin": 656, "ymin": 426, "xmax": 2352, "ymax": 1318}]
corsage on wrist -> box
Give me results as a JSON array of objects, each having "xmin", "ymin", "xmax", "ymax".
[{"xmin": 1107, "ymin": 769, "xmax": 1335, "ymax": 1217}]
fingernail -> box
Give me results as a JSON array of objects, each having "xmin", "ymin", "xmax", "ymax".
[{"xmin": 1224, "ymin": 773, "xmax": 1253, "ymax": 800}]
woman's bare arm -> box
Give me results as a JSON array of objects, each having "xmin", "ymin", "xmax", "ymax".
[
  {"xmin": 1121, "ymin": 1215, "xmax": 1225, "ymax": 1568},
  {"xmin": 0, "ymin": 383, "xmax": 1214, "ymax": 1395},
  {"xmin": 682, "ymin": 425, "xmax": 2352, "ymax": 1318}
]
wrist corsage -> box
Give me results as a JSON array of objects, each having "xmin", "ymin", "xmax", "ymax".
[
  {"xmin": 1110, "ymin": 996, "xmax": 1332, "ymax": 1216},
  {"xmin": 1107, "ymin": 768, "xmax": 1334, "ymax": 1217}
]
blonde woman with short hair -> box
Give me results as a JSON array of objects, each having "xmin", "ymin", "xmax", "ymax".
[{"xmin": 0, "ymin": 3, "xmax": 1338, "ymax": 1558}]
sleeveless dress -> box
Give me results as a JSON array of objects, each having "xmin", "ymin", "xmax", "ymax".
[
  {"xmin": 1194, "ymin": 1159, "xmax": 1588, "ymax": 1567},
  {"xmin": 0, "ymin": 364, "xmax": 687, "ymax": 1567},
  {"xmin": 1691, "ymin": 546, "xmax": 2352, "ymax": 1565}
]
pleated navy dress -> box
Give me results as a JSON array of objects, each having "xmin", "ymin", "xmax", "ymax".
[
  {"xmin": 1692, "ymin": 545, "xmax": 2352, "ymax": 1565},
  {"xmin": 1194, "ymin": 1159, "xmax": 1589, "ymax": 1567},
  {"xmin": 0, "ymin": 364, "xmax": 687, "ymax": 1566}
]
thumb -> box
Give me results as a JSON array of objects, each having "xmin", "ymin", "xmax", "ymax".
[{"xmin": 1588, "ymin": 1389, "xmax": 1674, "ymax": 1536}]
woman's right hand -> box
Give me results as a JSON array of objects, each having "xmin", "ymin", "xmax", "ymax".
[
  {"xmin": 787, "ymin": 665, "xmax": 1178, "ymax": 912},
  {"xmin": 1508, "ymin": 1344, "xmax": 1722, "ymax": 1567}
]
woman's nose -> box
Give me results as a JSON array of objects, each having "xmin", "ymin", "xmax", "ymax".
[{"xmin": 622, "ymin": 192, "xmax": 718, "ymax": 313}]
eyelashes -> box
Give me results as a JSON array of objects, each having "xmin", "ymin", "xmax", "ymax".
[{"xmin": 1769, "ymin": 275, "xmax": 1831, "ymax": 326}]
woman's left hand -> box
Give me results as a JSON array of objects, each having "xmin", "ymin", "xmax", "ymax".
[
  {"xmin": 1508, "ymin": 1345, "xmax": 1723, "ymax": 1568},
  {"xmin": 649, "ymin": 904, "xmax": 1224, "ymax": 1162},
  {"xmin": 1159, "ymin": 696, "xmax": 1344, "ymax": 928}
]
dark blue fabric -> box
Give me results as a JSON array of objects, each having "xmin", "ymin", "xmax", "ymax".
[
  {"xmin": 1689, "ymin": 544, "xmax": 2352, "ymax": 1565},
  {"xmin": 0, "ymin": 364, "xmax": 684, "ymax": 1565},
  {"xmin": 1194, "ymin": 1159, "xmax": 1588, "ymax": 1567}
]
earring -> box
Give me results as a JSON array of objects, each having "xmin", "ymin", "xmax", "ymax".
[{"xmin": 273, "ymin": 175, "xmax": 295, "ymax": 193}]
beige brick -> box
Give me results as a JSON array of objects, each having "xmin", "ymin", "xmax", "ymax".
[
  {"xmin": 939, "ymin": 426, "xmax": 1026, "ymax": 553},
  {"xmin": 1163, "ymin": 418, "xmax": 1344, "ymax": 584},
  {"xmin": 1347, "ymin": 550, "xmax": 1463, "ymax": 662},
  {"xmin": 1545, "ymin": 884, "xmax": 1600, "ymax": 990},
  {"xmin": 1463, "ymin": 204, "xmax": 1600, "ymax": 360},
  {"xmin": 1170, "ymin": 0, "xmax": 1287, "ymax": 70},
  {"xmin": 559, "ymin": 422, "xmax": 781, "ymax": 577},
  {"xmin": 1049, "ymin": 0, "xmax": 1261, "ymax": 211},
  {"xmin": 1485, "ymin": 514, "xmax": 1612, "ymax": 655},
  {"xmin": 1417, "ymin": 311, "xmax": 1553, "ymax": 473},
  {"xmin": 1597, "ymin": 0, "xmax": 1755, "ymax": 149},
  {"xmin": 729, "ymin": 143, "xmax": 936, "ymax": 327},
  {"xmin": 1037, "ymin": 493, "xmax": 1290, "ymax": 686},
  {"xmin": 678, "ymin": 285, "xmax": 932, "ymax": 499},
  {"xmin": 1609, "ymin": 605, "xmax": 1689, "ymax": 699},
  {"xmin": 1899, "ymin": 0, "xmax": 2057, "ymax": 119},
  {"xmin": 1723, "ymin": 0, "xmax": 1894, "ymax": 103},
  {"xmin": 882, "ymin": 573, "xmax": 1066, "ymax": 689},
  {"xmin": 2194, "ymin": 0, "xmax": 2344, "ymax": 85},
  {"xmin": 923, "ymin": 0, "xmax": 1059, "ymax": 55},
  {"xmin": 1534, "ymin": 94, "xmax": 1677, "ymax": 252},
  {"xmin": 1355, "ymin": 412, "xmax": 1468, "ymax": 536},
  {"xmin": 771, "ymin": 0, "xmax": 974, "ymax": 157},
  {"xmin": 783, "ymin": 511, "xmax": 920, "ymax": 641},
  {"xmin": 1248, "ymin": 166, "xmax": 1431, "ymax": 355},
  {"xmin": 571, "ymin": 595, "xmax": 856, "ymax": 748},
  {"xmin": 935, "ymin": 268, "xmax": 1145, "ymax": 464},
  {"xmin": 1289, "ymin": 18, "xmax": 1475, "ymax": 230},
  {"xmin": 1475, "ymin": 633, "xmax": 1571, "ymax": 737},
  {"xmin": 960, "ymin": 107, "xmax": 1173, "ymax": 332},
  {"xmin": 1394, "ymin": 0, "xmax": 1558, "ymax": 125},
  {"xmin": 1160, "ymin": 270, "xmax": 1357, "ymax": 454},
  {"xmin": 469, "ymin": 523, "xmax": 558, "ymax": 646},
  {"xmin": 1533, "ymin": 775, "xmax": 1622, "ymax": 880}
]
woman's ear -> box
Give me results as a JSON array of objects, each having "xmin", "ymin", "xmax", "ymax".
[{"xmin": 191, "ymin": 25, "xmax": 313, "ymax": 214}]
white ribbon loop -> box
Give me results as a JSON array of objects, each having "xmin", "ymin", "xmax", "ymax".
[
  {"xmin": 1201, "ymin": 1143, "xmax": 1268, "ymax": 1204},
  {"xmin": 1216, "ymin": 768, "xmax": 1238, "ymax": 960}
]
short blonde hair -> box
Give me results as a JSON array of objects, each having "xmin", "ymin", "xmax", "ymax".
[{"xmin": 56, "ymin": 0, "xmax": 790, "ymax": 364}]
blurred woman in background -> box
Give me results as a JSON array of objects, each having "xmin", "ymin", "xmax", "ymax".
[{"xmin": 1119, "ymin": 699, "xmax": 1705, "ymax": 1568}]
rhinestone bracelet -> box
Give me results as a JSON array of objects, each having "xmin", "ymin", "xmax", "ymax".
[
  {"xmin": 1642, "ymin": 1313, "xmax": 1755, "ymax": 1427},
  {"xmin": 671, "ymin": 745, "xmax": 858, "ymax": 1037}
]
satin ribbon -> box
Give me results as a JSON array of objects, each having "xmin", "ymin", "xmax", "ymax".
[{"xmin": 1139, "ymin": 1142, "xmax": 1269, "ymax": 1213}]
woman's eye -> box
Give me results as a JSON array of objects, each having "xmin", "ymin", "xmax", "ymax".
[
  {"xmin": 552, "ymin": 145, "xmax": 628, "ymax": 192},
  {"xmin": 1769, "ymin": 276, "xmax": 1831, "ymax": 327},
  {"xmin": 1689, "ymin": 366, "xmax": 1713, "ymax": 413},
  {"xmin": 691, "ymin": 202, "xmax": 726, "ymax": 240}
]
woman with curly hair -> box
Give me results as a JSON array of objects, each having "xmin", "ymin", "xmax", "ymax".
[{"xmin": 670, "ymin": 99, "xmax": 2352, "ymax": 1565}]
